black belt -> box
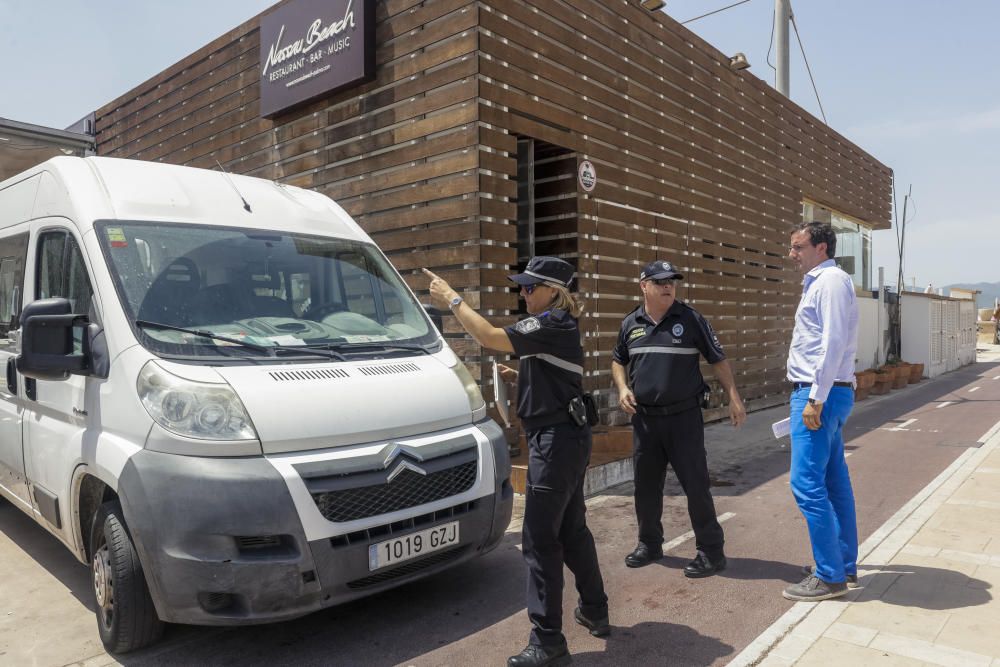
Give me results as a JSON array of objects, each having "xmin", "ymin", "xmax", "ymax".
[
  {"xmin": 792, "ymin": 381, "xmax": 853, "ymax": 390},
  {"xmin": 521, "ymin": 412, "xmax": 572, "ymax": 432},
  {"xmin": 635, "ymin": 395, "xmax": 700, "ymax": 416}
]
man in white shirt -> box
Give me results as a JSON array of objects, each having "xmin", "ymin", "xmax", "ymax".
[{"xmin": 784, "ymin": 221, "xmax": 860, "ymax": 601}]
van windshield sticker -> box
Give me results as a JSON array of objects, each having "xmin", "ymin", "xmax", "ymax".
[
  {"xmin": 343, "ymin": 334, "xmax": 391, "ymax": 343},
  {"xmin": 267, "ymin": 335, "xmax": 306, "ymax": 346},
  {"xmin": 106, "ymin": 227, "xmax": 128, "ymax": 248}
]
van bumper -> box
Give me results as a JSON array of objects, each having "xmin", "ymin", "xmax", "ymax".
[{"xmin": 117, "ymin": 424, "xmax": 513, "ymax": 625}]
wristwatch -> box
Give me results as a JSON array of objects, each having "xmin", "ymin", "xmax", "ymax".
[
  {"xmin": 807, "ymin": 398, "xmax": 818, "ymax": 406},
  {"xmin": 449, "ymin": 295, "xmax": 464, "ymax": 310}
]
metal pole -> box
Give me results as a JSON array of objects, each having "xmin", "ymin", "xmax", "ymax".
[
  {"xmin": 877, "ymin": 267, "xmax": 885, "ymax": 366},
  {"xmin": 774, "ymin": 0, "xmax": 791, "ymax": 95}
]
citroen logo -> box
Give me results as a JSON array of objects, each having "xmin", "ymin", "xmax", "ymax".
[
  {"xmin": 387, "ymin": 460, "xmax": 427, "ymax": 483},
  {"xmin": 380, "ymin": 442, "xmax": 428, "ymax": 482}
]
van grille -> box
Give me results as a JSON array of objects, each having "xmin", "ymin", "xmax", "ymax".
[
  {"xmin": 268, "ymin": 369, "xmax": 350, "ymax": 381},
  {"xmin": 329, "ymin": 501, "xmax": 477, "ymax": 549},
  {"xmin": 358, "ymin": 363, "xmax": 420, "ymax": 376},
  {"xmin": 312, "ymin": 461, "xmax": 477, "ymax": 522}
]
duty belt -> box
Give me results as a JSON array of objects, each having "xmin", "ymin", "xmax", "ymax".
[{"xmin": 635, "ymin": 395, "xmax": 700, "ymax": 416}]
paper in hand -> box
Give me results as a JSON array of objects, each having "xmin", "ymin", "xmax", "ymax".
[{"xmin": 492, "ymin": 361, "xmax": 511, "ymax": 428}]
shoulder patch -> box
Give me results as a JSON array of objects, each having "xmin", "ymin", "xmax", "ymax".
[
  {"xmin": 515, "ymin": 317, "xmax": 542, "ymax": 334},
  {"xmin": 705, "ymin": 321, "xmax": 722, "ymax": 347},
  {"xmin": 627, "ymin": 326, "xmax": 646, "ymax": 342}
]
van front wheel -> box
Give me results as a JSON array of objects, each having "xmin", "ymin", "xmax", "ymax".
[{"xmin": 91, "ymin": 501, "xmax": 164, "ymax": 653}]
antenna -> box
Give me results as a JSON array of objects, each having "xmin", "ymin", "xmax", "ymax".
[{"xmin": 215, "ymin": 159, "xmax": 252, "ymax": 213}]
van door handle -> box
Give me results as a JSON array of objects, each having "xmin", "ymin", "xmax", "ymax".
[
  {"xmin": 25, "ymin": 377, "xmax": 36, "ymax": 401},
  {"xmin": 5, "ymin": 358, "xmax": 15, "ymax": 396}
]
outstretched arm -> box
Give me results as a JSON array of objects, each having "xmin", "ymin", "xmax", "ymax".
[{"xmin": 423, "ymin": 268, "xmax": 514, "ymax": 353}]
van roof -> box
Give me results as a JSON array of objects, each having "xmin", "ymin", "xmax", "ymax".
[{"xmin": 0, "ymin": 156, "xmax": 370, "ymax": 243}]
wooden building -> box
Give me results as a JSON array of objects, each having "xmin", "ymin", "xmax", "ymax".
[{"xmin": 93, "ymin": 0, "xmax": 892, "ymax": 441}]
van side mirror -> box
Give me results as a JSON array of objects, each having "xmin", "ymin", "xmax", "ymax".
[
  {"xmin": 16, "ymin": 298, "xmax": 90, "ymax": 381},
  {"xmin": 422, "ymin": 303, "xmax": 443, "ymax": 332}
]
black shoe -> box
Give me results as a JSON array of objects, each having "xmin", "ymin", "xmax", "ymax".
[
  {"xmin": 625, "ymin": 543, "xmax": 663, "ymax": 568},
  {"xmin": 802, "ymin": 564, "xmax": 859, "ymax": 588},
  {"xmin": 683, "ymin": 551, "xmax": 727, "ymax": 578},
  {"xmin": 573, "ymin": 606, "xmax": 610, "ymax": 637},
  {"xmin": 507, "ymin": 643, "xmax": 572, "ymax": 667}
]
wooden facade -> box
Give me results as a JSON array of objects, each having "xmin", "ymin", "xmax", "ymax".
[{"xmin": 94, "ymin": 0, "xmax": 892, "ymax": 428}]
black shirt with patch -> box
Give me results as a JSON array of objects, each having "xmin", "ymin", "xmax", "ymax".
[
  {"xmin": 504, "ymin": 309, "xmax": 584, "ymax": 428},
  {"xmin": 612, "ymin": 300, "xmax": 725, "ymax": 407}
]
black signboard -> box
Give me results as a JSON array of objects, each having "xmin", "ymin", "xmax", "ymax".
[{"xmin": 259, "ymin": 0, "xmax": 375, "ymax": 118}]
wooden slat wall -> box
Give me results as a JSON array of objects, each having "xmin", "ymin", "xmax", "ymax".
[
  {"xmin": 93, "ymin": 0, "xmax": 892, "ymax": 425},
  {"xmin": 477, "ymin": 0, "xmax": 891, "ymax": 418}
]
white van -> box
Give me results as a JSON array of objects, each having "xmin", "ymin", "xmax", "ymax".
[{"xmin": 0, "ymin": 156, "xmax": 512, "ymax": 653}]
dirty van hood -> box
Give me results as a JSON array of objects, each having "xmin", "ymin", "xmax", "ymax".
[{"xmin": 215, "ymin": 356, "xmax": 473, "ymax": 454}]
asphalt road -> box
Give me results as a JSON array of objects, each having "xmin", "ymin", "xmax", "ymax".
[{"xmin": 2, "ymin": 359, "xmax": 999, "ymax": 667}]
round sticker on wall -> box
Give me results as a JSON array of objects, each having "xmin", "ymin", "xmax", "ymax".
[{"xmin": 578, "ymin": 160, "xmax": 597, "ymax": 192}]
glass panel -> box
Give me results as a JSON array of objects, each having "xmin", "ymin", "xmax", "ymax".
[
  {"xmin": 802, "ymin": 202, "xmax": 871, "ymax": 290},
  {"xmin": 0, "ymin": 233, "xmax": 29, "ymax": 343},
  {"xmin": 36, "ymin": 231, "xmax": 95, "ymax": 354},
  {"xmin": 95, "ymin": 222, "xmax": 437, "ymax": 359}
]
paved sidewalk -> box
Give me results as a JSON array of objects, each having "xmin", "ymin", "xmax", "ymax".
[{"xmin": 730, "ymin": 362, "xmax": 1000, "ymax": 666}]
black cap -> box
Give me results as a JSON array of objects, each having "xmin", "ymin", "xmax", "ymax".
[
  {"xmin": 508, "ymin": 256, "xmax": 575, "ymax": 287},
  {"xmin": 640, "ymin": 260, "xmax": 684, "ymax": 281}
]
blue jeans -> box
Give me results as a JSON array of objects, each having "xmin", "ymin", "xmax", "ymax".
[{"xmin": 789, "ymin": 385, "xmax": 858, "ymax": 584}]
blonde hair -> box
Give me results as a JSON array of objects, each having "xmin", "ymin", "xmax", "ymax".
[{"xmin": 544, "ymin": 282, "xmax": 585, "ymax": 318}]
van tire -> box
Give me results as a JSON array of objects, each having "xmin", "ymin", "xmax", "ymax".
[{"xmin": 90, "ymin": 501, "xmax": 164, "ymax": 653}]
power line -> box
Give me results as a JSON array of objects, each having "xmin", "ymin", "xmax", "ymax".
[
  {"xmin": 765, "ymin": 9, "xmax": 776, "ymax": 76},
  {"xmin": 788, "ymin": 6, "xmax": 827, "ymax": 123},
  {"xmin": 681, "ymin": 0, "xmax": 752, "ymax": 25}
]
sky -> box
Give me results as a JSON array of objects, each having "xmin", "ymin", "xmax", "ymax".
[{"xmin": 1, "ymin": 1, "xmax": 997, "ymax": 289}]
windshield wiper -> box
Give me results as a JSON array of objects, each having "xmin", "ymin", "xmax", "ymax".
[
  {"xmin": 135, "ymin": 320, "xmax": 346, "ymax": 360},
  {"xmin": 314, "ymin": 341, "xmax": 432, "ymax": 356}
]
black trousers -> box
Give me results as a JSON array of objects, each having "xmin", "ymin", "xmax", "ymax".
[
  {"xmin": 632, "ymin": 407, "xmax": 725, "ymax": 558},
  {"xmin": 523, "ymin": 422, "xmax": 608, "ymax": 647}
]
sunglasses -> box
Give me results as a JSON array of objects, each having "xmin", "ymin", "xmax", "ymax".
[
  {"xmin": 649, "ymin": 278, "xmax": 677, "ymax": 286},
  {"xmin": 522, "ymin": 283, "xmax": 539, "ymax": 294}
]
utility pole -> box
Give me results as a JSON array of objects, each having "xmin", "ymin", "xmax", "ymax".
[{"xmin": 774, "ymin": 0, "xmax": 791, "ymax": 95}]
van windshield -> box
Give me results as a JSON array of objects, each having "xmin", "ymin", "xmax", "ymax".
[{"xmin": 95, "ymin": 222, "xmax": 438, "ymax": 360}]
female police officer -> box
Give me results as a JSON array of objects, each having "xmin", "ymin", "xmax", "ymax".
[{"xmin": 424, "ymin": 257, "xmax": 608, "ymax": 667}]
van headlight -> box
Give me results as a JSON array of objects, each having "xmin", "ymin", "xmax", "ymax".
[
  {"xmin": 451, "ymin": 360, "xmax": 486, "ymax": 418},
  {"xmin": 137, "ymin": 362, "xmax": 258, "ymax": 440}
]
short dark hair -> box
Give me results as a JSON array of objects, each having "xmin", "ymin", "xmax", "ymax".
[{"xmin": 793, "ymin": 221, "xmax": 836, "ymax": 258}]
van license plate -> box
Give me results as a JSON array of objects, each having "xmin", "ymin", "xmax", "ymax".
[{"xmin": 368, "ymin": 521, "xmax": 460, "ymax": 571}]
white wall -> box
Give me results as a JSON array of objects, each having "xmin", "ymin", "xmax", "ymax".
[
  {"xmin": 901, "ymin": 292, "xmax": 976, "ymax": 378},
  {"xmin": 856, "ymin": 294, "xmax": 887, "ymax": 371}
]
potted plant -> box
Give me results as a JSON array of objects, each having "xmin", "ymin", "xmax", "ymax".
[
  {"xmin": 892, "ymin": 362, "xmax": 911, "ymax": 389},
  {"xmin": 872, "ymin": 367, "xmax": 893, "ymax": 395},
  {"xmin": 908, "ymin": 362, "xmax": 924, "ymax": 383}
]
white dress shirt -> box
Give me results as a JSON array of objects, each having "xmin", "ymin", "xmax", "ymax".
[{"xmin": 787, "ymin": 259, "xmax": 859, "ymax": 403}]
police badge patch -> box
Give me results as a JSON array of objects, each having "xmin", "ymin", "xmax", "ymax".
[
  {"xmin": 672, "ymin": 323, "xmax": 684, "ymax": 337},
  {"xmin": 515, "ymin": 317, "xmax": 541, "ymax": 334}
]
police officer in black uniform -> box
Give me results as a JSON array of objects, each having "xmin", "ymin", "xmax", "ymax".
[
  {"xmin": 612, "ymin": 260, "xmax": 746, "ymax": 577},
  {"xmin": 424, "ymin": 257, "xmax": 608, "ymax": 667}
]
